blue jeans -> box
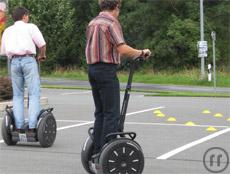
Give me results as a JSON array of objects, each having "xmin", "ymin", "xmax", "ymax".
[
  {"xmin": 88, "ymin": 63, "xmax": 120, "ymax": 154},
  {"xmin": 10, "ymin": 56, "xmax": 40, "ymax": 129}
]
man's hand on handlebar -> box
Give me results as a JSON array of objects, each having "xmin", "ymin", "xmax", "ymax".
[
  {"xmin": 141, "ymin": 49, "xmax": 151, "ymax": 59},
  {"xmin": 37, "ymin": 56, "xmax": 46, "ymax": 62}
]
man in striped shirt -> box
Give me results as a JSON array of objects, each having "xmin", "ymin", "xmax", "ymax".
[{"xmin": 85, "ymin": 0, "xmax": 151, "ymax": 161}]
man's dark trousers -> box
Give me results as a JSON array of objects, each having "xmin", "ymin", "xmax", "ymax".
[{"xmin": 88, "ymin": 63, "xmax": 120, "ymax": 155}]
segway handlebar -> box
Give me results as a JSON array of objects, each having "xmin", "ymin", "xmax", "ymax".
[{"xmin": 118, "ymin": 56, "xmax": 147, "ymax": 132}]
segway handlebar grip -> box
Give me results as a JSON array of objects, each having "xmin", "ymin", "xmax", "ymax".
[{"xmin": 88, "ymin": 127, "xmax": 94, "ymax": 140}]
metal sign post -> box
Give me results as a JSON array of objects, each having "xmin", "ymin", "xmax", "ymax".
[
  {"xmin": 199, "ymin": 0, "xmax": 205, "ymax": 79},
  {"xmin": 211, "ymin": 31, "xmax": 216, "ymax": 93}
]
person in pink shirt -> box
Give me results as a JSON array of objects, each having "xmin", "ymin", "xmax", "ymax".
[{"xmin": 0, "ymin": 7, "xmax": 46, "ymax": 137}]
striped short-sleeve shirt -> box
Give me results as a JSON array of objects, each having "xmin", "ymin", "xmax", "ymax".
[{"xmin": 85, "ymin": 12, "xmax": 125, "ymax": 65}]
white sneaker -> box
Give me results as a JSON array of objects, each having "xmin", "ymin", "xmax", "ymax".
[
  {"xmin": 90, "ymin": 161, "xmax": 101, "ymax": 174},
  {"xmin": 90, "ymin": 161, "xmax": 97, "ymax": 173}
]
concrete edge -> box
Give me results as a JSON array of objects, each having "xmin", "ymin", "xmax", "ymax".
[{"xmin": 0, "ymin": 97, "xmax": 48, "ymax": 112}]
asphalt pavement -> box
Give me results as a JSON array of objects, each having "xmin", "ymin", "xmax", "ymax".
[{"xmin": 0, "ymin": 88, "xmax": 229, "ymax": 174}]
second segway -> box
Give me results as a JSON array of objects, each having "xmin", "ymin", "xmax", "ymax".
[
  {"xmin": 2, "ymin": 106, "xmax": 56, "ymax": 147},
  {"xmin": 81, "ymin": 58, "xmax": 145, "ymax": 174}
]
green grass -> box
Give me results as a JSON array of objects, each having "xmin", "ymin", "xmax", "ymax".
[
  {"xmin": 144, "ymin": 90, "xmax": 230, "ymax": 97},
  {"xmin": 43, "ymin": 68, "xmax": 230, "ymax": 87},
  {"xmin": 42, "ymin": 67, "xmax": 88, "ymax": 81},
  {"xmin": 118, "ymin": 68, "xmax": 230, "ymax": 87},
  {"xmin": 1, "ymin": 67, "xmax": 230, "ymax": 87}
]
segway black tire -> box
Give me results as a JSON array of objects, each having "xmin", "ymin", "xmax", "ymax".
[
  {"xmin": 81, "ymin": 137, "xmax": 95, "ymax": 174},
  {"xmin": 1, "ymin": 115, "xmax": 17, "ymax": 145},
  {"xmin": 98, "ymin": 138, "xmax": 144, "ymax": 174},
  {"xmin": 37, "ymin": 112, "xmax": 56, "ymax": 147}
]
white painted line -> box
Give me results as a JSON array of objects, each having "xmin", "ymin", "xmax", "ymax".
[
  {"xmin": 126, "ymin": 106, "xmax": 165, "ymax": 116},
  {"xmin": 55, "ymin": 106, "xmax": 165, "ymax": 123},
  {"xmin": 125, "ymin": 122, "xmax": 229, "ymax": 128},
  {"xmin": 0, "ymin": 97, "xmax": 48, "ymax": 111},
  {"xmin": 55, "ymin": 119, "xmax": 229, "ymax": 129},
  {"xmin": 157, "ymin": 127, "xmax": 230, "ymax": 160},
  {"xmin": 56, "ymin": 119, "xmax": 90, "ymax": 123},
  {"xmin": 0, "ymin": 107, "xmax": 164, "ymax": 144},
  {"xmin": 57, "ymin": 121, "xmax": 93, "ymax": 131},
  {"xmin": 55, "ymin": 107, "xmax": 165, "ymax": 123},
  {"xmin": 60, "ymin": 91, "xmax": 91, "ymax": 95}
]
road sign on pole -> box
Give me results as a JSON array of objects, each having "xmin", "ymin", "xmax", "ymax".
[{"xmin": 198, "ymin": 41, "xmax": 208, "ymax": 58}]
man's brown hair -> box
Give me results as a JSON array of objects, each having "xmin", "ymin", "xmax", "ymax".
[
  {"xmin": 12, "ymin": 7, "xmax": 29, "ymax": 22},
  {"xmin": 98, "ymin": 0, "xmax": 121, "ymax": 11}
]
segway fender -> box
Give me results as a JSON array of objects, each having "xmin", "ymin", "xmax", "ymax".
[
  {"xmin": 1, "ymin": 107, "xmax": 17, "ymax": 145},
  {"xmin": 81, "ymin": 136, "xmax": 95, "ymax": 174}
]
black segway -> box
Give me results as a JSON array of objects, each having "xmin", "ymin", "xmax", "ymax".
[
  {"xmin": 81, "ymin": 58, "xmax": 145, "ymax": 174},
  {"xmin": 1, "ymin": 105, "xmax": 56, "ymax": 147}
]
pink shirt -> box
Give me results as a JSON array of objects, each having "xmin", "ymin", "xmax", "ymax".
[
  {"xmin": 85, "ymin": 12, "xmax": 125, "ymax": 64},
  {"xmin": 0, "ymin": 21, "xmax": 46, "ymax": 58}
]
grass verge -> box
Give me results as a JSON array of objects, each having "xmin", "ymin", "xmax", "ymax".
[
  {"xmin": 42, "ymin": 85, "xmax": 230, "ymax": 98},
  {"xmin": 42, "ymin": 68, "xmax": 230, "ymax": 87},
  {"xmin": 1, "ymin": 67, "xmax": 230, "ymax": 87}
]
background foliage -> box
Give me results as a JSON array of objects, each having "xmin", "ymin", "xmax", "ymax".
[{"xmin": 4, "ymin": 0, "xmax": 230, "ymax": 71}]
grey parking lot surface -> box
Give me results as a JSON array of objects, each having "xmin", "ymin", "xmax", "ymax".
[{"xmin": 0, "ymin": 88, "xmax": 230, "ymax": 174}]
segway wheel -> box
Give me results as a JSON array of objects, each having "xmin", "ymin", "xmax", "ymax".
[
  {"xmin": 1, "ymin": 115, "xmax": 17, "ymax": 145},
  {"xmin": 99, "ymin": 138, "xmax": 144, "ymax": 174},
  {"xmin": 37, "ymin": 112, "xmax": 56, "ymax": 147},
  {"xmin": 81, "ymin": 137, "xmax": 95, "ymax": 174}
]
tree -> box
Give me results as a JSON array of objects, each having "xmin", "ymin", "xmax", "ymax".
[
  {"xmin": 9, "ymin": 0, "xmax": 76, "ymax": 70},
  {"xmin": 5, "ymin": 0, "xmax": 229, "ymax": 70},
  {"xmin": 70, "ymin": 0, "xmax": 99, "ymax": 67}
]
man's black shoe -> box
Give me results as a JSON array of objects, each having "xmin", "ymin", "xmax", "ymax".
[
  {"xmin": 91, "ymin": 153, "xmax": 100, "ymax": 173},
  {"xmin": 91, "ymin": 153, "xmax": 100, "ymax": 163},
  {"xmin": 15, "ymin": 129, "xmax": 24, "ymax": 133},
  {"xmin": 26, "ymin": 128, "xmax": 36, "ymax": 138}
]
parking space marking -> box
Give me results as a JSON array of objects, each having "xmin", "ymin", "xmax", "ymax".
[
  {"xmin": 55, "ymin": 119, "xmax": 229, "ymax": 129},
  {"xmin": 126, "ymin": 106, "xmax": 165, "ymax": 116},
  {"xmin": 125, "ymin": 122, "xmax": 229, "ymax": 128},
  {"xmin": 0, "ymin": 122, "xmax": 93, "ymax": 144},
  {"xmin": 57, "ymin": 121, "xmax": 93, "ymax": 131},
  {"xmin": 157, "ymin": 127, "xmax": 230, "ymax": 160},
  {"xmin": 0, "ymin": 107, "xmax": 164, "ymax": 144},
  {"xmin": 56, "ymin": 119, "xmax": 89, "ymax": 123}
]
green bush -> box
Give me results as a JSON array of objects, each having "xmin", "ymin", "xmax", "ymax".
[
  {"xmin": 5, "ymin": 0, "xmax": 229, "ymax": 70},
  {"xmin": 0, "ymin": 77, "xmax": 12, "ymax": 101}
]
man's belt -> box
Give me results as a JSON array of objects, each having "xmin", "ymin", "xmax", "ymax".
[{"xmin": 11, "ymin": 54, "xmax": 35, "ymax": 59}]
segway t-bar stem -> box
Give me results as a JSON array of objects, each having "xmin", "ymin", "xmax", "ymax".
[{"xmin": 119, "ymin": 56, "xmax": 146, "ymax": 132}]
